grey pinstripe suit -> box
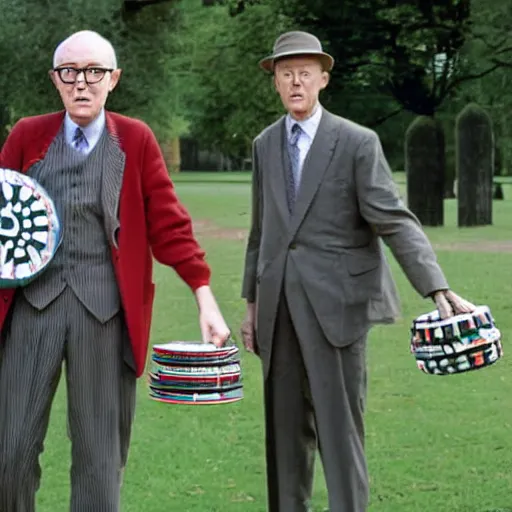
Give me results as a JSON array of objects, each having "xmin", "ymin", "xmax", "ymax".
[
  {"xmin": 242, "ymin": 109, "xmax": 448, "ymax": 511},
  {"xmin": 0, "ymin": 129, "xmax": 136, "ymax": 511}
]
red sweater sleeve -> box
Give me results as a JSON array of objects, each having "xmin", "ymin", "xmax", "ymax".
[
  {"xmin": 0, "ymin": 119, "xmax": 25, "ymax": 170},
  {"xmin": 140, "ymin": 125, "xmax": 211, "ymax": 290}
]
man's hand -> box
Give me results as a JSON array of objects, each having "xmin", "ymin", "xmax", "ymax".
[
  {"xmin": 433, "ymin": 289, "xmax": 476, "ymax": 319},
  {"xmin": 194, "ymin": 286, "xmax": 231, "ymax": 347},
  {"xmin": 240, "ymin": 302, "xmax": 256, "ymax": 353}
]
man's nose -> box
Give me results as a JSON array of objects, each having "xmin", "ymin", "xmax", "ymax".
[{"xmin": 75, "ymin": 71, "xmax": 87, "ymax": 88}]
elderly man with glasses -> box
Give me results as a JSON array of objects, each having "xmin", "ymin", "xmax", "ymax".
[{"xmin": 0, "ymin": 30, "xmax": 230, "ymax": 511}]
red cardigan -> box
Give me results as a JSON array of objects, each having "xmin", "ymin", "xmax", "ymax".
[{"xmin": 0, "ymin": 110, "xmax": 211, "ymax": 377}]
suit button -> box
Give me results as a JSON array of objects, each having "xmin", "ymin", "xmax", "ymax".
[{"xmin": 289, "ymin": 243, "xmax": 297, "ymax": 250}]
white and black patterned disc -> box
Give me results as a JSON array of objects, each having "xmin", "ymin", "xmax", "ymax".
[{"xmin": 0, "ymin": 168, "xmax": 61, "ymax": 287}]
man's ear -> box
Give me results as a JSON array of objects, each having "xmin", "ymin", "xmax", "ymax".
[
  {"xmin": 48, "ymin": 70, "xmax": 57, "ymax": 87},
  {"xmin": 320, "ymin": 71, "xmax": 330, "ymax": 90},
  {"xmin": 109, "ymin": 69, "xmax": 123, "ymax": 92}
]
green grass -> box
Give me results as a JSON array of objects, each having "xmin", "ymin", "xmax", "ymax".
[{"xmin": 36, "ymin": 173, "xmax": 512, "ymax": 511}]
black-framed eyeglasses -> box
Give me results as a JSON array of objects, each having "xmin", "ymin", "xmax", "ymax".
[{"xmin": 53, "ymin": 67, "xmax": 114, "ymax": 85}]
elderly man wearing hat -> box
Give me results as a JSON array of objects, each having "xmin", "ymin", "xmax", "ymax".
[{"xmin": 240, "ymin": 31, "xmax": 474, "ymax": 511}]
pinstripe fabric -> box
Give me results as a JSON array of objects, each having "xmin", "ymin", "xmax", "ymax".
[
  {"xmin": 72, "ymin": 127, "xmax": 89, "ymax": 153},
  {"xmin": 0, "ymin": 288, "xmax": 135, "ymax": 511},
  {"xmin": 0, "ymin": 128, "xmax": 137, "ymax": 511},
  {"xmin": 24, "ymin": 130, "xmax": 121, "ymax": 323}
]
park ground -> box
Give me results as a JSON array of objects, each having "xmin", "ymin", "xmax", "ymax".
[{"xmin": 36, "ymin": 173, "xmax": 512, "ymax": 512}]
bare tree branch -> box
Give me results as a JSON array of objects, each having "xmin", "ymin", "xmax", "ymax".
[
  {"xmin": 494, "ymin": 46, "xmax": 512, "ymax": 56},
  {"xmin": 445, "ymin": 63, "xmax": 502, "ymax": 95},
  {"xmin": 490, "ymin": 58, "xmax": 512, "ymax": 68},
  {"xmin": 368, "ymin": 107, "xmax": 403, "ymax": 128}
]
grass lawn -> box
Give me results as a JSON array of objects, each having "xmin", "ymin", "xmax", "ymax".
[{"xmin": 36, "ymin": 171, "xmax": 511, "ymax": 511}]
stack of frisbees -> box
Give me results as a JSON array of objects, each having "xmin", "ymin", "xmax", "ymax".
[
  {"xmin": 410, "ymin": 305, "xmax": 503, "ymax": 375},
  {"xmin": 148, "ymin": 342, "xmax": 243, "ymax": 405}
]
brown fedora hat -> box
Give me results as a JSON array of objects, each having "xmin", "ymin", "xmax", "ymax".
[{"xmin": 259, "ymin": 31, "xmax": 334, "ymax": 73}]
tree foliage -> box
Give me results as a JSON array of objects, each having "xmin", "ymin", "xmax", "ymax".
[
  {"xmin": 274, "ymin": 0, "xmax": 469, "ymax": 116},
  {"xmin": 453, "ymin": 0, "xmax": 512, "ymax": 174},
  {"xmin": 179, "ymin": 0, "xmax": 411, "ymax": 160},
  {"xmin": 2, "ymin": 0, "xmax": 512, "ymax": 174},
  {"xmin": 175, "ymin": 0, "xmax": 288, "ymax": 158},
  {"xmin": 0, "ymin": 0, "xmax": 183, "ymax": 140},
  {"xmin": 225, "ymin": 0, "xmax": 511, "ymax": 118}
]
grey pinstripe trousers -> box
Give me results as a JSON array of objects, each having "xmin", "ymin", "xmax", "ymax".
[{"xmin": 0, "ymin": 287, "xmax": 136, "ymax": 511}]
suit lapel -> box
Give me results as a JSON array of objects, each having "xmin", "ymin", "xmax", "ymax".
[
  {"xmin": 101, "ymin": 132, "xmax": 126, "ymax": 248},
  {"xmin": 267, "ymin": 118, "xmax": 291, "ymax": 225},
  {"xmin": 288, "ymin": 109, "xmax": 339, "ymax": 238}
]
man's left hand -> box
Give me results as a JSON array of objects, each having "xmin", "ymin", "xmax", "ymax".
[
  {"xmin": 194, "ymin": 285, "xmax": 231, "ymax": 347},
  {"xmin": 433, "ymin": 289, "xmax": 476, "ymax": 319}
]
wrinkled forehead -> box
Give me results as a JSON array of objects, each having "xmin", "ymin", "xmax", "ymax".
[{"xmin": 53, "ymin": 37, "xmax": 116, "ymax": 68}]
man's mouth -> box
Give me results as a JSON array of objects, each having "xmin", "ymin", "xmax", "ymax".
[
  {"xmin": 290, "ymin": 94, "xmax": 303, "ymax": 101},
  {"xmin": 74, "ymin": 97, "xmax": 90, "ymax": 103}
]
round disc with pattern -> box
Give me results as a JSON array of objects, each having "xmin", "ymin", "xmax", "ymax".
[{"xmin": 0, "ymin": 168, "xmax": 61, "ymax": 287}]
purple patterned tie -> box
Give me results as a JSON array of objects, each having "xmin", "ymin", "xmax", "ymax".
[
  {"xmin": 287, "ymin": 123, "xmax": 302, "ymax": 210},
  {"xmin": 72, "ymin": 127, "xmax": 89, "ymax": 153}
]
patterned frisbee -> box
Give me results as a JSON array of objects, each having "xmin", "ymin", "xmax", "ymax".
[{"xmin": 0, "ymin": 168, "xmax": 61, "ymax": 288}]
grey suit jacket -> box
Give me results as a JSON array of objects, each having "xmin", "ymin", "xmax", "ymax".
[{"xmin": 241, "ymin": 108, "xmax": 448, "ymax": 374}]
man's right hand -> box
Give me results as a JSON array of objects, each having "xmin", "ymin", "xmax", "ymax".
[
  {"xmin": 432, "ymin": 289, "xmax": 476, "ymax": 319},
  {"xmin": 241, "ymin": 302, "xmax": 256, "ymax": 353}
]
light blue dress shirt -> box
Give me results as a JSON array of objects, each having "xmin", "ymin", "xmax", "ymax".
[
  {"xmin": 285, "ymin": 103, "xmax": 323, "ymax": 185},
  {"xmin": 65, "ymin": 109, "xmax": 106, "ymax": 155}
]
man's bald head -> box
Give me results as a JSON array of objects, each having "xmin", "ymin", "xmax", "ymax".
[
  {"xmin": 50, "ymin": 30, "xmax": 122, "ymax": 127},
  {"xmin": 53, "ymin": 30, "xmax": 118, "ymax": 69}
]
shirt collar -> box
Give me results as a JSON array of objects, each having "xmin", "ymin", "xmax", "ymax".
[
  {"xmin": 65, "ymin": 109, "xmax": 106, "ymax": 146},
  {"xmin": 286, "ymin": 103, "xmax": 323, "ymax": 141}
]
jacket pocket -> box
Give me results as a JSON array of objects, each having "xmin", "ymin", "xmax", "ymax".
[
  {"xmin": 346, "ymin": 251, "xmax": 380, "ymax": 276},
  {"xmin": 343, "ymin": 250, "xmax": 382, "ymax": 304}
]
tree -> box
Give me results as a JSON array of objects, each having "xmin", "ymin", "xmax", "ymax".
[
  {"xmin": 271, "ymin": 0, "xmax": 469, "ymax": 118},
  {"xmin": 0, "ymin": 0, "xmax": 185, "ymax": 141},
  {"xmin": 453, "ymin": 0, "xmax": 512, "ymax": 175},
  {"xmin": 175, "ymin": 0, "xmax": 288, "ymax": 159},
  {"xmin": 228, "ymin": 0, "xmax": 511, "ymax": 119},
  {"xmin": 182, "ymin": 0, "xmax": 411, "ymax": 162}
]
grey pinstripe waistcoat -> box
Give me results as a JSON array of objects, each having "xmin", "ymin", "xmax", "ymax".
[{"xmin": 23, "ymin": 129, "xmax": 121, "ymax": 323}]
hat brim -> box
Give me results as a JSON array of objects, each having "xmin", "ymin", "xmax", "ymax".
[{"xmin": 259, "ymin": 50, "xmax": 334, "ymax": 73}]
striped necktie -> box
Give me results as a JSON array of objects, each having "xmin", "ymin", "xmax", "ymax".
[{"xmin": 287, "ymin": 123, "xmax": 302, "ymax": 210}]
